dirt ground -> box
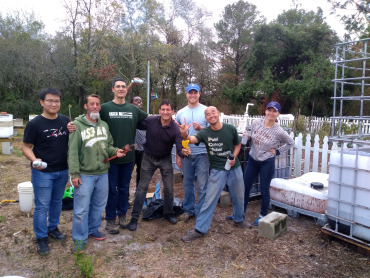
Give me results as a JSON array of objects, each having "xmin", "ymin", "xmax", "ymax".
[{"xmin": 0, "ymin": 133, "xmax": 369, "ymax": 278}]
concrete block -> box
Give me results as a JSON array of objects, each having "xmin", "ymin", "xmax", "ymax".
[
  {"xmin": 258, "ymin": 211, "xmax": 288, "ymax": 240},
  {"xmin": 173, "ymin": 170, "xmax": 183, "ymax": 183},
  {"xmin": 219, "ymin": 191, "xmax": 232, "ymax": 207},
  {"xmin": 2, "ymin": 142, "xmax": 13, "ymax": 155}
]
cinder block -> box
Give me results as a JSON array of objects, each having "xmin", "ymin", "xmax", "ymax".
[
  {"xmin": 258, "ymin": 211, "xmax": 288, "ymax": 240},
  {"xmin": 219, "ymin": 191, "xmax": 232, "ymax": 207},
  {"xmin": 173, "ymin": 170, "xmax": 183, "ymax": 183},
  {"xmin": 2, "ymin": 142, "xmax": 13, "ymax": 155}
]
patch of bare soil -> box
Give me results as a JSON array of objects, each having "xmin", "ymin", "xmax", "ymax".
[{"xmin": 0, "ymin": 135, "xmax": 369, "ymax": 277}]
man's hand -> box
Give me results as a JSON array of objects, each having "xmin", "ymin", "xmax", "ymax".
[
  {"xmin": 72, "ymin": 177, "xmax": 82, "ymax": 188},
  {"xmin": 67, "ymin": 122, "xmax": 76, "ymax": 133},
  {"xmin": 229, "ymin": 156, "xmax": 236, "ymax": 167},
  {"xmin": 178, "ymin": 118, "xmax": 191, "ymax": 137},
  {"xmin": 182, "ymin": 147, "xmax": 191, "ymax": 157},
  {"xmin": 116, "ymin": 149, "xmax": 127, "ymax": 158},
  {"xmin": 192, "ymin": 121, "xmax": 204, "ymax": 131},
  {"xmin": 176, "ymin": 155, "xmax": 182, "ymax": 169}
]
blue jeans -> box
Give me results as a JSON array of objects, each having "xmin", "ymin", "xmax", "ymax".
[
  {"xmin": 73, "ymin": 173, "xmax": 108, "ymax": 241},
  {"xmin": 195, "ymin": 167, "xmax": 245, "ymax": 234},
  {"xmin": 244, "ymin": 156, "xmax": 275, "ymax": 216},
  {"xmin": 31, "ymin": 168, "xmax": 68, "ymax": 239},
  {"xmin": 105, "ymin": 162, "xmax": 134, "ymax": 220},
  {"xmin": 181, "ymin": 153, "xmax": 209, "ymax": 217},
  {"xmin": 131, "ymin": 153, "xmax": 174, "ymax": 219}
]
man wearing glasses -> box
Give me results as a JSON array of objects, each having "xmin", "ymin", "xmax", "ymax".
[{"xmin": 22, "ymin": 88, "xmax": 70, "ymax": 256}]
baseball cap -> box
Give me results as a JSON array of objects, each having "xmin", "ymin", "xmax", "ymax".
[
  {"xmin": 186, "ymin": 84, "xmax": 200, "ymax": 93},
  {"xmin": 266, "ymin": 101, "xmax": 281, "ymax": 113}
]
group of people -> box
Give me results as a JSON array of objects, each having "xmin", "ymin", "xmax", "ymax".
[{"xmin": 22, "ymin": 78, "xmax": 294, "ymax": 255}]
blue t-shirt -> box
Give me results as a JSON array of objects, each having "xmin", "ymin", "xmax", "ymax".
[{"xmin": 176, "ymin": 104, "xmax": 208, "ymax": 155}]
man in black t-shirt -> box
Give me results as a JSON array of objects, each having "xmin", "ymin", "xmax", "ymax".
[{"xmin": 22, "ymin": 88, "xmax": 70, "ymax": 256}]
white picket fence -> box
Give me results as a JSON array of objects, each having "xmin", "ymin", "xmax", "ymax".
[
  {"xmin": 220, "ymin": 113, "xmax": 370, "ymax": 135},
  {"xmin": 220, "ymin": 114, "xmax": 369, "ymax": 178}
]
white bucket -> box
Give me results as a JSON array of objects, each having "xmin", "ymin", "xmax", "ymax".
[
  {"xmin": 17, "ymin": 182, "xmax": 34, "ymax": 212},
  {"xmin": 0, "ymin": 113, "xmax": 13, "ymax": 138}
]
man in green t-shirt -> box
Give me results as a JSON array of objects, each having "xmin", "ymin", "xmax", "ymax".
[
  {"xmin": 179, "ymin": 106, "xmax": 252, "ymax": 242},
  {"xmin": 100, "ymin": 78, "xmax": 148, "ymax": 234}
]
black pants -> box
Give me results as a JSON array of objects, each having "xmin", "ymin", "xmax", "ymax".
[{"xmin": 135, "ymin": 150, "xmax": 144, "ymax": 188}]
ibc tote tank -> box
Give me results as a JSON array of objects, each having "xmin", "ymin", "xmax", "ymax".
[{"xmin": 327, "ymin": 148, "xmax": 370, "ymax": 242}]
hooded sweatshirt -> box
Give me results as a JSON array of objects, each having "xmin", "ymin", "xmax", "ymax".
[{"xmin": 68, "ymin": 114, "xmax": 118, "ymax": 178}]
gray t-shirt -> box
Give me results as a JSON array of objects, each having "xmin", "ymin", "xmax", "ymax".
[{"xmin": 249, "ymin": 118, "xmax": 294, "ymax": 161}]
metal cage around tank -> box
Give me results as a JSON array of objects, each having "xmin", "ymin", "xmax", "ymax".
[{"xmin": 325, "ymin": 38, "xmax": 370, "ymax": 245}]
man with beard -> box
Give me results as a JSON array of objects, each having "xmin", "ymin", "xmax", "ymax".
[{"xmin": 68, "ymin": 94, "xmax": 126, "ymax": 253}]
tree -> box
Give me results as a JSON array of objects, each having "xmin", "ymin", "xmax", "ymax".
[
  {"xmin": 152, "ymin": 0, "xmax": 211, "ymax": 109},
  {"xmin": 243, "ymin": 8, "xmax": 338, "ymax": 115},
  {"xmin": 327, "ymin": 0, "xmax": 370, "ymax": 38},
  {"xmin": 51, "ymin": 0, "xmax": 124, "ymax": 109},
  {"xmin": 214, "ymin": 0, "xmax": 265, "ymax": 86},
  {"xmin": 0, "ymin": 13, "xmax": 53, "ymax": 117}
]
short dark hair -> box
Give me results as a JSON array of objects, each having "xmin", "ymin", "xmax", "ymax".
[
  {"xmin": 112, "ymin": 77, "xmax": 127, "ymax": 88},
  {"xmin": 160, "ymin": 99, "xmax": 174, "ymax": 110},
  {"xmin": 85, "ymin": 94, "xmax": 100, "ymax": 104},
  {"xmin": 39, "ymin": 88, "xmax": 62, "ymax": 101},
  {"xmin": 130, "ymin": 96, "xmax": 142, "ymax": 103}
]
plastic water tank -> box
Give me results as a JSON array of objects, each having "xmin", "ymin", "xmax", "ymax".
[
  {"xmin": 0, "ymin": 113, "xmax": 13, "ymax": 138},
  {"xmin": 327, "ymin": 148, "xmax": 370, "ymax": 242}
]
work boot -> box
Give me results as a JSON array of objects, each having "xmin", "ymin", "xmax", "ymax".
[
  {"xmin": 37, "ymin": 237, "xmax": 50, "ymax": 256},
  {"xmin": 178, "ymin": 213, "xmax": 194, "ymax": 222},
  {"xmin": 119, "ymin": 215, "xmax": 128, "ymax": 229},
  {"xmin": 181, "ymin": 229, "xmax": 203, "ymax": 243},
  {"xmin": 127, "ymin": 218, "xmax": 138, "ymax": 231},
  {"xmin": 105, "ymin": 219, "xmax": 119, "ymax": 234}
]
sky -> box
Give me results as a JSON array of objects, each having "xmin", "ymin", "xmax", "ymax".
[{"xmin": 1, "ymin": 0, "xmax": 349, "ymax": 39}]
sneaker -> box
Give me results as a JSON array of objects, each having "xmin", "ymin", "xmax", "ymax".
[
  {"xmin": 89, "ymin": 230, "xmax": 106, "ymax": 241},
  {"xmin": 233, "ymin": 220, "xmax": 252, "ymax": 229},
  {"xmin": 118, "ymin": 215, "xmax": 127, "ymax": 229},
  {"xmin": 105, "ymin": 219, "xmax": 119, "ymax": 234},
  {"xmin": 73, "ymin": 240, "xmax": 86, "ymax": 254},
  {"xmin": 181, "ymin": 229, "xmax": 203, "ymax": 243},
  {"xmin": 252, "ymin": 216, "xmax": 262, "ymax": 226},
  {"xmin": 48, "ymin": 227, "xmax": 66, "ymax": 241},
  {"xmin": 128, "ymin": 218, "xmax": 138, "ymax": 231},
  {"xmin": 165, "ymin": 215, "xmax": 178, "ymax": 225},
  {"xmin": 36, "ymin": 237, "xmax": 50, "ymax": 256},
  {"xmin": 178, "ymin": 213, "xmax": 194, "ymax": 222},
  {"xmin": 225, "ymin": 215, "xmax": 234, "ymax": 221}
]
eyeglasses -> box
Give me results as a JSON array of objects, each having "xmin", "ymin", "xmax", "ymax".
[{"xmin": 44, "ymin": 99, "xmax": 61, "ymax": 104}]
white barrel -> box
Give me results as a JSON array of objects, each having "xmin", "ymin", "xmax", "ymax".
[
  {"xmin": 0, "ymin": 113, "xmax": 13, "ymax": 138},
  {"xmin": 17, "ymin": 182, "xmax": 34, "ymax": 212}
]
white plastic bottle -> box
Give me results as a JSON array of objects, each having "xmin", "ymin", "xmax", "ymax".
[
  {"xmin": 224, "ymin": 154, "xmax": 235, "ymax": 170},
  {"xmin": 32, "ymin": 160, "xmax": 47, "ymax": 169}
]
